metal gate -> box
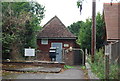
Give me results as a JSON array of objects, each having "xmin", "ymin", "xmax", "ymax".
[
  {"xmin": 62, "ymin": 48, "xmax": 84, "ymax": 65},
  {"xmin": 73, "ymin": 50, "xmax": 82, "ymax": 65}
]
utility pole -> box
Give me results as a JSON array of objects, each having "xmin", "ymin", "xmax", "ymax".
[{"xmin": 91, "ymin": 0, "xmax": 96, "ymax": 63}]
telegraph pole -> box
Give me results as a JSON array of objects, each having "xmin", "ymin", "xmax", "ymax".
[{"xmin": 91, "ymin": 0, "xmax": 96, "ymax": 63}]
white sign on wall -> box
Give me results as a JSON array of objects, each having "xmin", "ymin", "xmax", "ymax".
[
  {"xmin": 25, "ymin": 48, "xmax": 35, "ymax": 56},
  {"xmin": 64, "ymin": 44, "xmax": 69, "ymax": 47}
]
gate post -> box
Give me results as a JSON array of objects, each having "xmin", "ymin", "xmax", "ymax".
[{"xmin": 80, "ymin": 49, "xmax": 85, "ymax": 66}]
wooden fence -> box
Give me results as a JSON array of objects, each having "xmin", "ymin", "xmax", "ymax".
[{"xmin": 105, "ymin": 41, "xmax": 120, "ymax": 63}]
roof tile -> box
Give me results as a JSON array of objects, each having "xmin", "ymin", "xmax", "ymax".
[
  {"xmin": 37, "ymin": 16, "xmax": 76, "ymax": 39},
  {"xmin": 104, "ymin": 3, "xmax": 120, "ymax": 40}
]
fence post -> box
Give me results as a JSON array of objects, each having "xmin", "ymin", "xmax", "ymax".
[
  {"xmin": 105, "ymin": 54, "xmax": 109, "ymax": 79},
  {"xmin": 105, "ymin": 45, "xmax": 110, "ymax": 79},
  {"xmin": 118, "ymin": 62, "xmax": 120, "ymax": 80},
  {"xmin": 85, "ymin": 49, "xmax": 88, "ymax": 63}
]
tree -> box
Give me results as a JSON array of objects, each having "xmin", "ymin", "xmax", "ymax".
[
  {"xmin": 96, "ymin": 13, "xmax": 105, "ymax": 49},
  {"xmin": 77, "ymin": 12, "xmax": 105, "ymax": 52},
  {"xmin": 2, "ymin": 2, "xmax": 45, "ymax": 60},
  {"xmin": 67, "ymin": 21, "xmax": 83, "ymax": 36},
  {"xmin": 77, "ymin": 18, "xmax": 92, "ymax": 52}
]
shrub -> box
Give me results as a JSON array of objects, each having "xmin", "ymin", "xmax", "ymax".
[{"xmin": 87, "ymin": 49, "xmax": 118, "ymax": 79}]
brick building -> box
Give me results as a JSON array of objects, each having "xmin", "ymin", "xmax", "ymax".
[{"xmin": 37, "ymin": 16, "xmax": 81, "ymax": 65}]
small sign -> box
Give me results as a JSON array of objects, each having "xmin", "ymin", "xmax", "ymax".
[
  {"xmin": 25, "ymin": 48, "xmax": 35, "ymax": 56},
  {"xmin": 64, "ymin": 44, "xmax": 69, "ymax": 47}
]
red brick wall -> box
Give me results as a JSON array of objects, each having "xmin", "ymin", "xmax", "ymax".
[
  {"xmin": 37, "ymin": 39, "xmax": 75, "ymax": 51},
  {"xmin": 37, "ymin": 39, "xmax": 76, "ymax": 65}
]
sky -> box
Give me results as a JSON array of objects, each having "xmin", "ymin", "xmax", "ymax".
[{"xmin": 35, "ymin": 0, "xmax": 119, "ymax": 27}]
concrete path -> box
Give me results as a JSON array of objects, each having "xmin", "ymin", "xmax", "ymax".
[
  {"xmin": 5, "ymin": 67, "xmax": 62, "ymax": 73},
  {"xmin": 46, "ymin": 68, "xmax": 84, "ymax": 79},
  {"xmin": 3, "ymin": 67, "xmax": 85, "ymax": 79}
]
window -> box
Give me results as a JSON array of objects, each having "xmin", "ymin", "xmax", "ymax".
[{"xmin": 41, "ymin": 39, "xmax": 48, "ymax": 45}]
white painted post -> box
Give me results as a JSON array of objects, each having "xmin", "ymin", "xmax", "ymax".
[{"xmin": 85, "ymin": 49, "xmax": 88, "ymax": 61}]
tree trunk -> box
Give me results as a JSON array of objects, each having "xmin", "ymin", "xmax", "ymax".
[{"xmin": 10, "ymin": 42, "xmax": 22, "ymax": 61}]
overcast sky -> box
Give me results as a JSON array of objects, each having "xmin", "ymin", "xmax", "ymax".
[{"xmin": 35, "ymin": 0, "xmax": 119, "ymax": 26}]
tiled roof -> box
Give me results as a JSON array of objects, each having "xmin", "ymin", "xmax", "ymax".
[
  {"xmin": 37, "ymin": 16, "xmax": 76, "ymax": 39},
  {"xmin": 104, "ymin": 3, "xmax": 120, "ymax": 40}
]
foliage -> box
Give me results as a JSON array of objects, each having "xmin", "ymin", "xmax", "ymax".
[
  {"xmin": 64, "ymin": 65, "xmax": 75, "ymax": 69},
  {"xmin": 96, "ymin": 13, "xmax": 106, "ymax": 49},
  {"xmin": 77, "ymin": 0, "xmax": 84, "ymax": 14},
  {"xmin": 77, "ymin": 18, "xmax": 92, "ymax": 51},
  {"xmin": 77, "ymin": 0, "xmax": 82, "ymax": 8},
  {"xmin": 2, "ymin": 2, "xmax": 45, "ymax": 60},
  {"xmin": 76, "ymin": 12, "xmax": 105, "ymax": 52},
  {"xmin": 87, "ymin": 49, "xmax": 119, "ymax": 79},
  {"xmin": 67, "ymin": 21, "xmax": 83, "ymax": 36},
  {"xmin": 90, "ymin": 49, "xmax": 105, "ymax": 79},
  {"xmin": 81, "ymin": 65, "xmax": 86, "ymax": 70},
  {"xmin": 109, "ymin": 63, "xmax": 119, "ymax": 79},
  {"xmin": 68, "ymin": 13, "xmax": 105, "ymax": 52}
]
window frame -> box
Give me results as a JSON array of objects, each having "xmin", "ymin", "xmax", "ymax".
[{"xmin": 41, "ymin": 39, "xmax": 48, "ymax": 45}]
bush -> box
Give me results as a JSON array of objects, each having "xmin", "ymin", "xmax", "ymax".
[
  {"xmin": 87, "ymin": 49, "xmax": 118, "ymax": 79},
  {"xmin": 109, "ymin": 63, "xmax": 118, "ymax": 79}
]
